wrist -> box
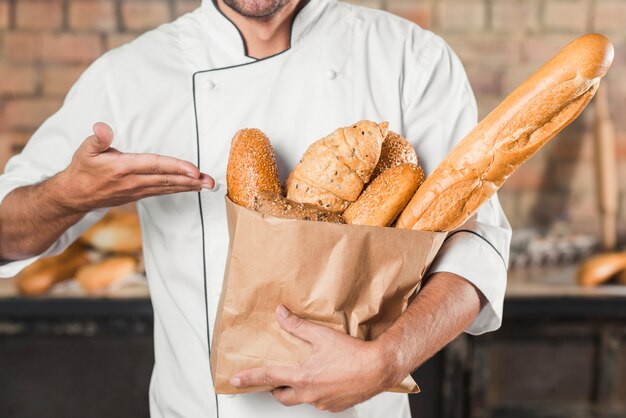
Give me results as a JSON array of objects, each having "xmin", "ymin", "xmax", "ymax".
[
  {"xmin": 371, "ymin": 335, "xmax": 405, "ymax": 388},
  {"xmin": 44, "ymin": 170, "xmax": 89, "ymax": 216}
]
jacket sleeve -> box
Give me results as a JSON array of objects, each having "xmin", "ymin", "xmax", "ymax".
[
  {"xmin": 401, "ymin": 31, "xmax": 512, "ymax": 335},
  {"xmin": 0, "ymin": 53, "xmax": 120, "ymax": 278}
]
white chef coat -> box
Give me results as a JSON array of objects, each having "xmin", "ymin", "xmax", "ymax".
[{"xmin": 0, "ymin": 0, "xmax": 512, "ymax": 417}]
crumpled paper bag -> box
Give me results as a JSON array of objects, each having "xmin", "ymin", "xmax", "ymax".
[{"xmin": 211, "ymin": 197, "xmax": 447, "ymax": 394}]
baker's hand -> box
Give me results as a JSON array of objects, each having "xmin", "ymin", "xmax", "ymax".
[
  {"xmin": 52, "ymin": 122, "xmax": 214, "ymax": 212},
  {"xmin": 230, "ymin": 305, "xmax": 403, "ymax": 413}
]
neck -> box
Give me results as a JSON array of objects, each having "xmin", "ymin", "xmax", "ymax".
[{"xmin": 216, "ymin": 0, "xmax": 305, "ymax": 59}]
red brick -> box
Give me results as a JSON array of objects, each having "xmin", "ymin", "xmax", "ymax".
[
  {"xmin": 521, "ymin": 34, "xmax": 573, "ymax": 63},
  {"xmin": 476, "ymin": 94, "xmax": 502, "ymax": 121},
  {"xmin": 543, "ymin": 0, "xmax": 590, "ymax": 32},
  {"xmin": 437, "ymin": 0, "xmax": 485, "ymax": 32},
  {"xmin": 0, "ymin": 131, "xmax": 33, "ymax": 172},
  {"xmin": 503, "ymin": 165, "xmax": 544, "ymax": 190},
  {"xmin": 121, "ymin": 0, "xmax": 171, "ymax": 32},
  {"xmin": 386, "ymin": 0, "xmax": 432, "ymax": 28},
  {"xmin": 594, "ymin": 0, "xmax": 626, "ymax": 34},
  {"xmin": 3, "ymin": 32, "xmax": 41, "ymax": 63},
  {"xmin": 446, "ymin": 34, "xmax": 521, "ymax": 66},
  {"xmin": 0, "ymin": 64, "xmax": 38, "ymax": 96},
  {"xmin": 42, "ymin": 65, "xmax": 88, "ymax": 96},
  {"xmin": 174, "ymin": 0, "xmax": 201, "ymax": 17},
  {"xmin": 465, "ymin": 64, "xmax": 503, "ymax": 97},
  {"xmin": 41, "ymin": 34, "xmax": 102, "ymax": 64},
  {"xmin": 0, "ymin": 98, "xmax": 62, "ymax": 130},
  {"xmin": 492, "ymin": 0, "xmax": 539, "ymax": 33},
  {"xmin": 0, "ymin": 130, "xmax": 32, "ymax": 154},
  {"xmin": 15, "ymin": 0, "xmax": 63, "ymax": 30},
  {"xmin": 69, "ymin": 0, "xmax": 117, "ymax": 32},
  {"xmin": 502, "ymin": 63, "xmax": 540, "ymax": 94},
  {"xmin": 105, "ymin": 33, "xmax": 138, "ymax": 50},
  {"xmin": 0, "ymin": 0, "xmax": 9, "ymax": 29}
]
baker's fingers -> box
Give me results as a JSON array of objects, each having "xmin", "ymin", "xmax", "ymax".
[
  {"xmin": 230, "ymin": 366, "xmax": 300, "ymax": 389},
  {"xmin": 132, "ymin": 174, "xmax": 213, "ymax": 189},
  {"xmin": 275, "ymin": 305, "xmax": 323, "ymax": 344},
  {"xmin": 271, "ymin": 387, "xmax": 301, "ymax": 407},
  {"xmin": 139, "ymin": 185, "xmax": 202, "ymax": 198},
  {"xmin": 121, "ymin": 153, "xmax": 202, "ymax": 178}
]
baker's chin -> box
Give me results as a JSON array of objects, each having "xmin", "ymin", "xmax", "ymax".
[{"xmin": 222, "ymin": 0, "xmax": 290, "ymax": 19}]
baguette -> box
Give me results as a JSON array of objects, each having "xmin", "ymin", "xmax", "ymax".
[
  {"xmin": 343, "ymin": 164, "xmax": 424, "ymax": 227},
  {"xmin": 578, "ymin": 252, "xmax": 626, "ymax": 287},
  {"xmin": 16, "ymin": 243, "xmax": 91, "ymax": 296},
  {"xmin": 397, "ymin": 34, "xmax": 614, "ymax": 231},
  {"xmin": 227, "ymin": 128, "xmax": 281, "ymax": 209},
  {"xmin": 369, "ymin": 131, "xmax": 418, "ymax": 182},
  {"xmin": 253, "ymin": 190, "xmax": 345, "ymax": 223},
  {"xmin": 76, "ymin": 256, "xmax": 138, "ymax": 294},
  {"xmin": 286, "ymin": 120, "xmax": 388, "ymax": 212}
]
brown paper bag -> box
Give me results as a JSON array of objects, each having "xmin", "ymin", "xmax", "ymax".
[{"xmin": 211, "ymin": 198, "xmax": 447, "ymax": 394}]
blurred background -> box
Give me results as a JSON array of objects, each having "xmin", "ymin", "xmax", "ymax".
[{"xmin": 0, "ymin": 0, "xmax": 625, "ymax": 417}]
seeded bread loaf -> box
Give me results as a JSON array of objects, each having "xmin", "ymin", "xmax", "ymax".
[
  {"xmin": 227, "ymin": 128, "xmax": 282, "ymax": 209},
  {"xmin": 253, "ymin": 191, "xmax": 345, "ymax": 223},
  {"xmin": 370, "ymin": 131, "xmax": 418, "ymax": 182},
  {"xmin": 286, "ymin": 120, "xmax": 388, "ymax": 212}
]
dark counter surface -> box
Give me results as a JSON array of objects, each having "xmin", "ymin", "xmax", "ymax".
[{"xmin": 2, "ymin": 263, "xmax": 626, "ymax": 320}]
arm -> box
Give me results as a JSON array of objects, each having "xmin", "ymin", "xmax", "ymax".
[
  {"xmin": 0, "ymin": 123, "xmax": 213, "ymax": 261},
  {"xmin": 0, "ymin": 52, "xmax": 214, "ymax": 266}
]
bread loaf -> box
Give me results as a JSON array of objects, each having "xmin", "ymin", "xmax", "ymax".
[
  {"xmin": 343, "ymin": 164, "xmax": 424, "ymax": 227},
  {"xmin": 370, "ymin": 131, "xmax": 418, "ymax": 181},
  {"xmin": 76, "ymin": 256, "xmax": 138, "ymax": 294},
  {"xmin": 286, "ymin": 120, "xmax": 388, "ymax": 212},
  {"xmin": 16, "ymin": 243, "xmax": 91, "ymax": 296},
  {"xmin": 227, "ymin": 128, "xmax": 281, "ymax": 209},
  {"xmin": 253, "ymin": 190, "xmax": 345, "ymax": 223},
  {"xmin": 80, "ymin": 210, "xmax": 142, "ymax": 254},
  {"xmin": 397, "ymin": 34, "xmax": 614, "ymax": 231},
  {"xmin": 578, "ymin": 252, "xmax": 626, "ymax": 287}
]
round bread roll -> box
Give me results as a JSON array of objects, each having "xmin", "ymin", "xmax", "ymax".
[
  {"xmin": 253, "ymin": 190, "xmax": 345, "ymax": 223},
  {"xmin": 578, "ymin": 252, "xmax": 626, "ymax": 287},
  {"xmin": 370, "ymin": 131, "xmax": 418, "ymax": 181},
  {"xmin": 80, "ymin": 211, "xmax": 142, "ymax": 254},
  {"xmin": 76, "ymin": 256, "xmax": 138, "ymax": 294},
  {"xmin": 343, "ymin": 164, "xmax": 424, "ymax": 227},
  {"xmin": 227, "ymin": 128, "xmax": 281, "ymax": 209}
]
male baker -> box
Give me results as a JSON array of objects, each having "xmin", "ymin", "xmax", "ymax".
[{"xmin": 0, "ymin": 0, "xmax": 511, "ymax": 416}]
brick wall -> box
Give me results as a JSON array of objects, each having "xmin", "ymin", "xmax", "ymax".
[{"xmin": 0, "ymin": 0, "xmax": 625, "ymax": 236}]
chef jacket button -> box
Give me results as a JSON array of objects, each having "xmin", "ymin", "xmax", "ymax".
[
  {"xmin": 325, "ymin": 69, "xmax": 337, "ymax": 80},
  {"xmin": 206, "ymin": 80, "xmax": 216, "ymax": 90}
]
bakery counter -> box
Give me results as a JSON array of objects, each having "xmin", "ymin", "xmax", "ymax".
[
  {"xmin": 0, "ymin": 279, "xmax": 154, "ymax": 418},
  {"xmin": 2, "ymin": 265, "xmax": 626, "ymax": 418},
  {"xmin": 505, "ymin": 264, "xmax": 626, "ymax": 319}
]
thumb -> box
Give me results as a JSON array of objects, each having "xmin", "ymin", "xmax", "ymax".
[
  {"xmin": 87, "ymin": 122, "xmax": 114, "ymax": 154},
  {"xmin": 275, "ymin": 305, "xmax": 318, "ymax": 344}
]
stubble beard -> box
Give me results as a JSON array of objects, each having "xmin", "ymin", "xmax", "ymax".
[{"xmin": 222, "ymin": 0, "xmax": 291, "ymax": 20}]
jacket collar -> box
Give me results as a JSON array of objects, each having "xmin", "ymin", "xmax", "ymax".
[{"xmin": 201, "ymin": 0, "xmax": 332, "ymax": 58}]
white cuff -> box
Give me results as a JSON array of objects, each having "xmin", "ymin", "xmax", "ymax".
[{"xmin": 427, "ymin": 230, "xmax": 508, "ymax": 335}]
